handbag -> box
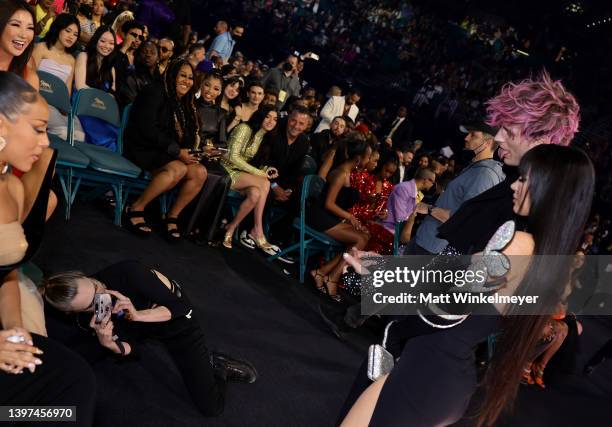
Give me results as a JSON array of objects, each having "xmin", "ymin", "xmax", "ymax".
[{"xmin": 367, "ymin": 320, "xmax": 397, "ymax": 381}]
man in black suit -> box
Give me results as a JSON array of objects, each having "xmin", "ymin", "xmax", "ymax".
[
  {"xmin": 391, "ymin": 146, "xmax": 415, "ymax": 184},
  {"xmin": 383, "ymin": 106, "xmax": 414, "ymax": 150}
]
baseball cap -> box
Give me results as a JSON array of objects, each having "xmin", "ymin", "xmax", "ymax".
[{"xmin": 459, "ymin": 121, "xmax": 497, "ymax": 136}]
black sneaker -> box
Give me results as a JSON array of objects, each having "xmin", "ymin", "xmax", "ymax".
[{"xmin": 212, "ymin": 352, "xmax": 258, "ymax": 384}]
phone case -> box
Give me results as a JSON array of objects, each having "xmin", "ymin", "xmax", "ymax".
[{"xmin": 367, "ymin": 344, "xmax": 394, "ymax": 381}]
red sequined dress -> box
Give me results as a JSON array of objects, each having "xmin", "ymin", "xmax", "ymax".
[{"xmin": 349, "ymin": 170, "xmax": 395, "ymax": 254}]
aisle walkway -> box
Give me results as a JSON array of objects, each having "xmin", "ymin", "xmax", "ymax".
[{"xmin": 35, "ymin": 203, "xmax": 367, "ymax": 427}]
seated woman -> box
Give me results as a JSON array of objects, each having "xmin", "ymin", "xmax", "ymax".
[
  {"xmin": 220, "ymin": 105, "xmax": 279, "ymax": 253},
  {"xmin": 0, "ymin": 0, "xmax": 40, "ymax": 89},
  {"xmin": 227, "ymin": 80, "xmax": 265, "ymax": 133},
  {"xmin": 123, "ymin": 59, "xmax": 208, "ymax": 241},
  {"xmin": 317, "ymin": 132, "xmax": 373, "ymax": 180},
  {"xmin": 33, "ymin": 13, "xmax": 86, "ymax": 142},
  {"xmin": 196, "ymin": 70, "xmax": 227, "ymax": 147},
  {"xmin": 308, "ymin": 138, "xmax": 371, "ymax": 302},
  {"xmin": 0, "ymin": 72, "xmax": 96, "ymax": 424},
  {"xmin": 218, "ymin": 76, "xmax": 242, "ymax": 117},
  {"xmin": 75, "ymin": 3, "xmax": 96, "ymax": 48},
  {"xmin": 349, "ymin": 150, "xmax": 398, "ymax": 255},
  {"xmin": 74, "ymin": 25, "xmax": 117, "ymax": 94},
  {"xmin": 43, "ymin": 260, "xmax": 257, "ymax": 417}
]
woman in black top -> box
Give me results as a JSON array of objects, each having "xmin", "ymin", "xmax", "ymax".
[
  {"xmin": 196, "ymin": 70, "xmax": 227, "ymax": 146},
  {"xmin": 0, "ymin": 72, "xmax": 96, "ymax": 426},
  {"xmin": 43, "ymin": 260, "xmax": 258, "ymax": 417},
  {"xmin": 123, "ymin": 59, "xmax": 208, "ymax": 240}
]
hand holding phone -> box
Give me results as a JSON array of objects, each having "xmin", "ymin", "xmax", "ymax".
[{"xmin": 94, "ymin": 293, "xmax": 113, "ymax": 324}]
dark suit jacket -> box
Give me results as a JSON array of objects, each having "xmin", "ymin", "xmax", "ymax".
[
  {"xmin": 384, "ymin": 117, "xmax": 414, "ymax": 150},
  {"xmin": 309, "ymin": 129, "xmax": 335, "ymax": 165},
  {"xmin": 252, "ymin": 120, "xmax": 309, "ymax": 191}
]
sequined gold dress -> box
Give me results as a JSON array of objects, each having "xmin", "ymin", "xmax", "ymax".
[{"xmin": 220, "ymin": 123, "xmax": 268, "ymax": 186}]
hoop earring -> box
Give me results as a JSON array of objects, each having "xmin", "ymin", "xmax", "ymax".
[{"xmin": 0, "ymin": 136, "xmax": 7, "ymax": 174}]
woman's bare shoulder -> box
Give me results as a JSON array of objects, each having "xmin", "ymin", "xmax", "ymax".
[{"xmin": 503, "ymin": 231, "xmax": 535, "ymax": 256}]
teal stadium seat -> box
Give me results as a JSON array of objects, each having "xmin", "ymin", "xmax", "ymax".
[{"xmin": 37, "ymin": 71, "xmax": 90, "ymax": 219}]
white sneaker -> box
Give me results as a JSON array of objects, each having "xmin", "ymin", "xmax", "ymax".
[{"xmin": 239, "ymin": 230, "xmax": 256, "ymax": 249}]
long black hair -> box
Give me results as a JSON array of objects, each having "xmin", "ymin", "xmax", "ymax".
[
  {"xmin": 0, "ymin": 0, "xmax": 35, "ymax": 77},
  {"xmin": 163, "ymin": 59, "xmax": 199, "ymax": 145},
  {"xmin": 478, "ymin": 144, "xmax": 595, "ymax": 426},
  {"xmin": 246, "ymin": 104, "xmax": 278, "ymax": 133},
  {"xmin": 43, "ymin": 13, "xmax": 81, "ymax": 54},
  {"xmin": 218, "ymin": 76, "xmax": 243, "ymax": 109},
  {"xmin": 85, "ymin": 26, "xmax": 116, "ymax": 91}
]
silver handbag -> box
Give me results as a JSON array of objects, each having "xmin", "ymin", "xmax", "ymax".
[{"xmin": 367, "ymin": 321, "xmax": 397, "ymax": 381}]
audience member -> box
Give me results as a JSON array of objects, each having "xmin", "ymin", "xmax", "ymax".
[
  {"xmin": 383, "ymin": 106, "xmax": 413, "ymax": 149},
  {"xmin": 227, "ymin": 80, "xmax": 264, "ymax": 132},
  {"xmin": 310, "ymin": 116, "xmax": 346, "ymax": 165},
  {"xmin": 208, "ymin": 21, "xmax": 244, "ymax": 64},
  {"xmin": 35, "ymin": 0, "xmax": 55, "ymax": 37},
  {"xmin": 123, "ymin": 59, "xmax": 208, "ymax": 240},
  {"xmin": 33, "ymin": 13, "xmax": 85, "ymax": 142},
  {"xmin": 74, "ymin": 25, "xmax": 116, "ymax": 92},
  {"xmin": 43, "ymin": 260, "xmax": 257, "ymax": 417},
  {"xmin": 118, "ymin": 39, "xmax": 159, "ymax": 108},
  {"xmin": 261, "ymin": 54, "xmax": 301, "ymax": 110},
  {"xmin": 218, "ymin": 76, "xmax": 242, "ymax": 115},
  {"xmin": 220, "ymin": 105, "xmax": 279, "ymax": 253},
  {"xmin": 157, "ymin": 36, "xmax": 174, "ymax": 75},
  {"xmin": 315, "ymin": 88, "xmax": 360, "ymax": 133},
  {"xmin": 1, "ymin": 0, "xmax": 39, "ymax": 89},
  {"xmin": 112, "ymin": 20, "xmax": 144, "ymax": 88}
]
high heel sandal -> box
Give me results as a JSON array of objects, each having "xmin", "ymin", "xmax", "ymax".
[
  {"xmin": 324, "ymin": 280, "xmax": 343, "ymax": 303},
  {"xmin": 311, "ymin": 270, "xmax": 329, "ymax": 294},
  {"xmin": 164, "ymin": 217, "xmax": 181, "ymax": 242},
  {"xmin": 124, "ymin": 207, "xmax": 151, "ymax": 236},
  {"xmin": 222, "ymin": 231, "xmax": 233, "ymax": 249}
]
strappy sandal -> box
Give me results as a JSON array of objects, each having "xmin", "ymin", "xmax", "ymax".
[
  {"xmin": 311, "ymin": 269, "xmax": 329, "ymax": 294},
  {"xmin": 222, "ymin": 231, "xmax": 233, "ymax": 249},
  {"xmin": 164, "ymin": 217, "xmax": 181, "ymax": 242},
  {"xmin": 324, "ymin": 280, "xmax": 343, "ymax": 304},
  {"xmin": 124, "ymin": 207, "xmax": 151, "ymax": 236}
]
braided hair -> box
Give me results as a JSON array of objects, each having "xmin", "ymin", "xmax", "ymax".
[{"xmin": 163, "ymin": 59, "xmax": 199, "ymax": 147}]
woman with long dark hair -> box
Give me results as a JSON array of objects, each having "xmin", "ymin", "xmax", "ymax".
[
  {"xmin": 32, "ymin": 13, "xmax": 83, "ymax": 142},
  {"xmin": 218, "ymin": 76, "xmax": 242, "ymax": 116},
  {"xmin": 123, "ymin": 59, "xmax": 208, "ymax": 241},
  {"xmin": 308, "ymin": 137, "xmax": 371, "ymax": 302},
  {"xmin": 74, "ymin": 25, "xmax": 116, "ymax": 93},
  {"xmin": 0, "ymin": 72, "xmax": 96, "ymax": 424},
  {"xmin": 227, "ymin": 80, "xmax": 265, "ymax": 132},
  {"xmin": 0, "ymin": 0, "xmax": 38, "ymax": 88},
  {"xmin": 220, "ymin": 104, "xmax": 279, "ymax": 252},
  {"xmin": 340, "ymin": 144, "xmax": 595, "ymax": 427}
]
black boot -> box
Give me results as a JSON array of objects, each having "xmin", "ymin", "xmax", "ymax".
[{"xmin": 212, "ymin": 352, "xmax": 258, "ymax": 384}]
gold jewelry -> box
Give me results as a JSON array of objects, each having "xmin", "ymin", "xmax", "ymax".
[{"xmin": 0, "ymin": 135, "xmax": 6, "ymax": 151}]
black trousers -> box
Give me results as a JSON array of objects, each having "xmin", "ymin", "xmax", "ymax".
[
  {"xmin": 0, "ymin": 334, "xmax": 96, "ymax": 427},
  {"xmin": 143, "ymin": 315, "xmax": 226, "ymax": 416}
]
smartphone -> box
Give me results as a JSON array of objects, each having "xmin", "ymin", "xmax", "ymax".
[
  {"xmin": 310, "ymin": 53, "xmax": 320, "ymax": 61},
  {"xmin": 94, "ymin": 293, "xmax": 113, "ymax": 324}
]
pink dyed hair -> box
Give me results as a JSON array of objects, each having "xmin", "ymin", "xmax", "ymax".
[{"xmin": 486, "ymin": 71, "xmax": 580, "ymax": 146}]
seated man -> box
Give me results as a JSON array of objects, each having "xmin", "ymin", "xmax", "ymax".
[{"xmin": 43, "ymin": 260, "xmax": 257, "ymax": 417}]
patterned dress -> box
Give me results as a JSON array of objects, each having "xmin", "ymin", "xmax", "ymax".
[
  {"xmin": 220, "ymin": 123, "xmax": 268, "ymax": 186},
  {"xmin": 349, "ymin": 170, "xmax": 395, "ymax": 254}
]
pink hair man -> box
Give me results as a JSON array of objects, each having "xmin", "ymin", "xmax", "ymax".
[{"xmin": 486, "ymin": 70, "xmax": 580, "ymax": 166}]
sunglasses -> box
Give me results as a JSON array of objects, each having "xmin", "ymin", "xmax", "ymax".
[
  {"xmin": 159, "ymin": 46, "xmax": 172, "ymax": 53},
  {"xmin": 129, "ymin": 32, "xmax": 145, "ymax": 41}
]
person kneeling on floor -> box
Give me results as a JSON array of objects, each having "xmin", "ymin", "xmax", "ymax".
[{"xmin": 42, "ymin": 260, "xmax": 256, "ymax": 417}]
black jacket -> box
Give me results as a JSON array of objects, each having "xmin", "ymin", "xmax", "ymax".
[
  {"xmin": 309, "ymin": 129, "xmax": 336, "ymax": 165},
  {"xmin": 196, "ymin": 100, "xmax": 227, "ymax": 145},
  {"xmin": 384, "ymin": 117, "xmax": 414, "ymax": 150},
  {"xmin": 252, "ymin": 120, "xmax": 309, "ymax": 191}
]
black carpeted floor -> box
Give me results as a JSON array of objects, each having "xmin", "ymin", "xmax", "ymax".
[{"xmin": 34, "ymin": 203, "xmax": 611, "ymax": 427}]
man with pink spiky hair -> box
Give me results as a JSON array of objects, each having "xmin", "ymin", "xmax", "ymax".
[{"xmin": 437, "ymin": 70, "xmax": 581, "ymax": 255}]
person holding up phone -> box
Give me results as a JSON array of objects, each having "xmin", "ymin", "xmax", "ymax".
[
  {"xmin": 219, "ymin": 105, "xmax": 280, "ymax": 253},
  {"xmin": 43, "ymin": 260, "xmax": 257, "ymax": 417}
]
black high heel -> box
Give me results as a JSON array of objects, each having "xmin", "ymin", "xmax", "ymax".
[
  {"xmin": 124, "ymin": 207, "xmax": 152, "ymax": 236},
  {"xmin": 164, "ymin": 217, "xmax": 181, "ymax": 241}
]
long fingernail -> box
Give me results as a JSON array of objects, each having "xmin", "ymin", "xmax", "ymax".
[
  {"xmin": 28, "ymin": 363, "xmax": 35, "ymax": 372},
  {"xmin": 34, "ymin": 358, "xmax": 42, "ymax": 365}
]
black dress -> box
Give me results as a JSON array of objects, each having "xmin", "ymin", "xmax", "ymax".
[
  {"xmin": 307, "ymin": 184, "xmax": 360, "ymax": 232},
  {"xmin": 123, "ymin": 83, "xmax": 196, "ymax": 172}
]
